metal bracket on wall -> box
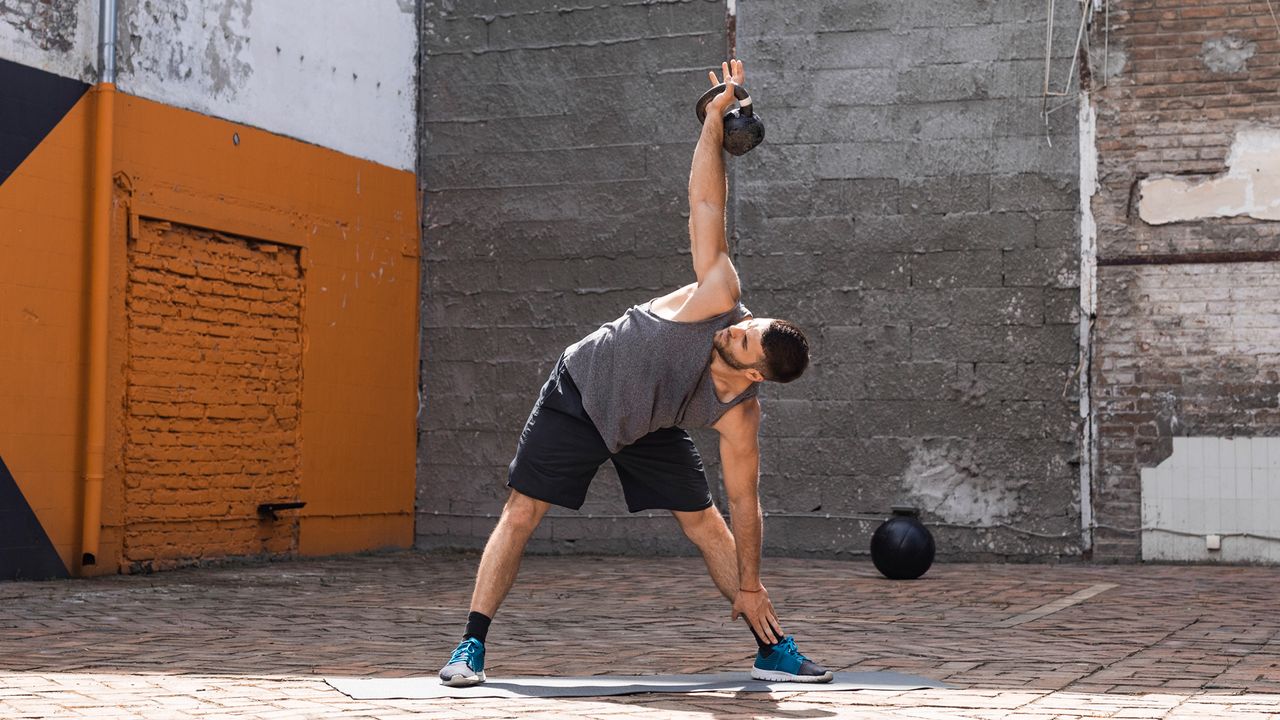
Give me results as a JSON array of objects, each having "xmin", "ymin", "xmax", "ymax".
[
  {"xmin": 1098, "ymin": 251, "xmax": 1280, "ymax": 267},
  {"xmin": 257, "ymin": 502, "xmax": 306, "ymax": 521}
]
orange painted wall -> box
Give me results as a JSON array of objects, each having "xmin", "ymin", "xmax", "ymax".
[
  {"xmin": 0, "ymin": 85, "xmax": 93, "ymax": 573},
  {"xmin": 0, "ymin": 88, "xmax": 419, "ymax": 575}
]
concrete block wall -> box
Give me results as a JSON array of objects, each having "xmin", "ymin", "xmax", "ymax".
[
  {"xmin": 417, "ymin": 0, "xmax": 1088, "ymax": 560},
  {"xmin": 417, "ymin": 0, "xmax": 728, "ymax": 554},
  {"xmin": 1088, "ymin": 0, "xmax": 1280, "ymax": 560},
  {"xmin": 735, "ymin": 0, "xmax": 1085, "ymax": 558}
]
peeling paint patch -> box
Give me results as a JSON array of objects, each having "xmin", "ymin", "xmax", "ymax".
[
  {"xmin": 1138, "ymin": 128, "xmax": 1280, "ymax": 225},
  {"xmin": 1200, "ymin": 34, "xmax": 1255, "ymax": 74},
  {"xmin": 902, "ymin": 440, "xmax": 1018, "ymax": 525},
  {"xmin": 120, "ymin": 0, "xmax": 253, "ymax": 100},
  {"xmin": 0, "ymin": 0, "xmax": 78, "ymax": 52}
]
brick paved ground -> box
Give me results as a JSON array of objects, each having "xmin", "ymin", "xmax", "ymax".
[{"xmin": 2, "ymin": 553, "xmax": 1279, "ymax": 719}]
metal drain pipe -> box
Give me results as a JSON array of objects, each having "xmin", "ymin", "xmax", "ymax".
[{"xmin": 82, "ymin": 0, "xmax": 117, "ymax": 567}]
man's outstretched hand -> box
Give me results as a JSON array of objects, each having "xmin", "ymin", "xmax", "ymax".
[
  {"xmin": 732, "ymin": 583, "xmax": 784, "ymax": 646},
  {"xmin": 704, "ymin": 59, "xmax": 747, "ymax": 118}
]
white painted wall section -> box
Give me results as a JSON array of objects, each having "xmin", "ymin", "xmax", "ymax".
[
  {"xmin": 1077, "ymin": 92, "xmax": 1098, "ymax": 552},
  {"xmin": 117, "ymin": 0, "xmax": 417, "ymax": 170},
  {"xmin": 0, "ymin": 0, "xmax": 97, "ymax": 81},
  {"xmin": 1142, "ymin": 437, "xmax": 1280, "ymax": 563},
  {"xmin": 1138, "ymin": 127, "xmax": 1280, "ymax": 225}
]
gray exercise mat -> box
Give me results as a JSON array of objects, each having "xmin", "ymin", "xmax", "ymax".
[{"xmin": 325, "ymin": 671, "xmax": 947, "ymax": 699}]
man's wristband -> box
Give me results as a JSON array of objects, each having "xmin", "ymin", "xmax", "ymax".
[{"xmin": 738, "ymin": 586, "xmax": 765, "ymax": 593}]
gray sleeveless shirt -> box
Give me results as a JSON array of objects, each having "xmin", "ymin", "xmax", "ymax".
[{"xmin": 562, "ymin": 300, "xmax": 759, "ymax": 453}]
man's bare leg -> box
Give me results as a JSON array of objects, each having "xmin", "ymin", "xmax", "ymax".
[
  {"xmin": 673, "ymin": 505, "xmax": 833, "ymax": 682},
  {"xmin": 674, "ymin": 506, "xmax": 789, "ymax": 647},
  {"xmin": 441, "ymin": 489, "xmax": 550, "ymax": 686},
  {"xmin": 470, "ymin": 488, "xmax": 551, "ymax": 616},
  {"xmin": 673, "ymin": 505, "xmax": 740, "ymax": 602}
]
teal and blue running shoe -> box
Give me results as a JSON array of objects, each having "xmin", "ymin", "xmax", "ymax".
[
  {"xmin": 438, "ymin": 637, "xmax": 486, "ymax": 687},
  {"xmin": 751, "ymin": 635, "xmax": 833, "ymax": 683}
]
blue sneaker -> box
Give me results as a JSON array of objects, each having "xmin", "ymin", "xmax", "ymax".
[
  {"xmin": 751, "ymin": 636, "xmax": 833, "ymax": 683},
  {"xmin": 438, "ymin": 637, "xmax": 486, "ymax": 687}
]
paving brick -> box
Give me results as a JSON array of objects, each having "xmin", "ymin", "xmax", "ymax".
[{"xmin": 5, "ymin": 555, "xmax": 1280, "ymax": 718}]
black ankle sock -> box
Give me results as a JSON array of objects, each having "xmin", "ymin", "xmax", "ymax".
[
  {"xmin": 749, "ymin": 626, "xmax": 774, "ymax": 651},
  {"xmin": 463, "ymin": 611, "xmax": 491, "ymax": 644}
]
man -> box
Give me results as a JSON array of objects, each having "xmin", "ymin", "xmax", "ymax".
[{"xmin": 439, "ymin": 60, "xmax": 830, "ymax": 686}]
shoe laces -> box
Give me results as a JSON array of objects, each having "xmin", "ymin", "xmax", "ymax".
[
  {"xmin": 449, "ymin": 638, "xmax": 481, "ymax": 665},
  {"xmin": 773, "ymin": 636, "xmax": 810, "ymax": 662}
]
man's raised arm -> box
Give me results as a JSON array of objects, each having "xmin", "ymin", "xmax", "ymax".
[{"xmin": 688, "ymin": 60, "xmax": 744, "ymax": 301}]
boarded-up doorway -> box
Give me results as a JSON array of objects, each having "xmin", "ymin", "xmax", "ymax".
[{"xmin": 123, "ymin": 219, "xmax": 303, "ymax": 569}]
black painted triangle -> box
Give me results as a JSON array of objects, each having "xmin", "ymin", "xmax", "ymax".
[
  {"xmin": 0, "ymin": 453, "xmax": 69, "ymax": 580},
  {"xmin": 0, "ymin": 56, "xmax": 90, "ymax": 189}
]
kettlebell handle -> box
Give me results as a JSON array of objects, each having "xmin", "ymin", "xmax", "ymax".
[{"xmin": 695, "ymin": 83, "xmax": 754, "ymax": 124}]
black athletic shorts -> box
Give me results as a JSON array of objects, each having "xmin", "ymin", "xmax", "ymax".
[{"xmin": 506, "ymin": 356, "xmax": 713, "ymax": 513}]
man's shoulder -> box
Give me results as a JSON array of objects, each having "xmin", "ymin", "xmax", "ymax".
[{"xmin": 714, "ymin": 395, "xmax": 761, "ymax": 434}]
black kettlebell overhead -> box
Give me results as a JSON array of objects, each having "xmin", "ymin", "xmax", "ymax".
[
  {"xmin": 869, "ymin": 506, "xmax": 936, "ymax": 580},
  {"xmin": 695, "ymin": 82, "xmax": 765, "ymax": 156}
]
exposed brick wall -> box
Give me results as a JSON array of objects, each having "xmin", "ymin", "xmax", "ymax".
[
  {"xmin": 1094, "ymin": 263, "xmax": 1280, "ymax": 553},
  {"xmin": 1089, "ymin": 0, "xmax": 1280, "ymax": 559},
  {"xmin": 123, "ymin": 220, "xmax": 303, "ymax": 570},
  {"xmin": 1091, "ymin": 0, "xmax": 1280, "ymax": 256}
]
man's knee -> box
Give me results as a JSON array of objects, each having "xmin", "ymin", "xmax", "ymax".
[
  {"xmin": 674, "ymin": 506, "xmax": 727, "ymax": 543},
  {"xmin": 500, "ymin": 489, "xmax": 549, "ymax": 534}
]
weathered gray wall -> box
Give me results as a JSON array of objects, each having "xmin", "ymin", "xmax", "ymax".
[
  {"xmin": 733, "ymin": 0, "xmax": 1084, "ymax": 559},
  {"xmin": 416, "ymin": 0, "xmax": 729, "ymax": 554},
  {"xmin": 417, "ymin": 0, "xmax": 1086, "ymax": 560}
]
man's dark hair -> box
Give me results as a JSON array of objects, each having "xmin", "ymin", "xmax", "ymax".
[{"xmin": 759, "ymin": 319, "xmax": 809, "ymax": 383}]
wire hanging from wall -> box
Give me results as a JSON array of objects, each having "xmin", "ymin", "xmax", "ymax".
[
  {"xmin": 1043, "ymin": 2, "xmax": 1092, "ymax": 110},
  {"xmin": 1042, "ymin": 0, "xmax": 1097, "ymax": 148},
  {"xmin": 1102, "ymin": 0, "xmax": 1110, "ymax": 88}
]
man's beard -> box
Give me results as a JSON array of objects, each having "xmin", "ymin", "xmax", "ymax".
[{"xmin": 715, "ymin": 335, "xmax": 754, "ymax": 371}]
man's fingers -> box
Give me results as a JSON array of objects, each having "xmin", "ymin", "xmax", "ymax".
[
  {"xmin": 768, "ymin": 614, "xmax": 784, "ymax": 641},
  {"xmin": 708, "ymin": 60, "xmax": 742, "ymax": 91},
  {"xmin": 748, "ymin": 612, "xmax": 774, "ymax": 645},
  {"xmin": 751, "ymin": 618, "xmax": 771, "ymax": 645}
]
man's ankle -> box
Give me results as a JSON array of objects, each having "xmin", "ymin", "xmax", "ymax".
[{"xmin": 463, "ymin": 611, "xmax": 492, "ymax": 644}]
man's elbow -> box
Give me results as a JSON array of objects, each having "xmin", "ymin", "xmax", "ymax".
[
  {"xmin": 689, "ymin": 199, "xmax": 724, "ymax": 218},
  {"xmin": 726, "ymin": 488, "xmax": 761, "ymax": 515}
]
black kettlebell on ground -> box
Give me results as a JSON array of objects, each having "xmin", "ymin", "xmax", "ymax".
[
  {"xmin": 870, "ymin": 506, "xmax": 936, "ymax": 580},
  {"xmin": 695, "ymin": 82, "xmax": 765, "ymax": 156}
]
